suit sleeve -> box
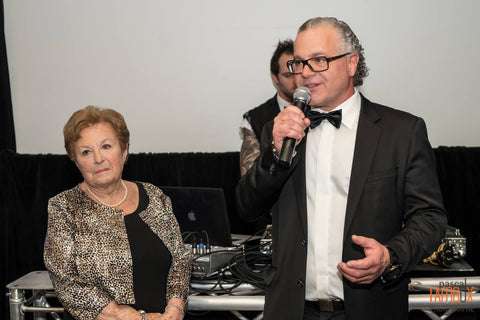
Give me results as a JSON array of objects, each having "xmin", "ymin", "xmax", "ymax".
[
  {"xmin": 43, "ymin": 197, "xmax": 111, "ymax": 320},
  {"xmin": 235, "ymin": 122, "xmax": 299, "ymax": 222},
  {"xmin": 386, "ymin": 118, "xmax": 448, "ymax": 275}
]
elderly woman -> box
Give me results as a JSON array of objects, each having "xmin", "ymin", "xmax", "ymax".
[{"xmin": 44, "ymin": 106, "xmax": 193, "ymax": 320}]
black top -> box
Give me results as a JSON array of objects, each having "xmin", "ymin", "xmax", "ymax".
[{"xmin": 124, "ymin": 182, "xmax": 172, "ymax": 312}]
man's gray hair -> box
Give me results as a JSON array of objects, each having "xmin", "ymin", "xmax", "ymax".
[{"xmin": 298, "ymin": 17, "xmax": 369, "ymax": 87}]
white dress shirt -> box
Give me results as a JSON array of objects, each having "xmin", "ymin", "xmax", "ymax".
[{"xmin": 305, "ymin": 90, "xmax": 361, "ymax": 301}]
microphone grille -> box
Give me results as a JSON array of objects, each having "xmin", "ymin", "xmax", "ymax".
[{"xmin": 293, "ymin": 87, "xmax": 312, "ymax": 104}]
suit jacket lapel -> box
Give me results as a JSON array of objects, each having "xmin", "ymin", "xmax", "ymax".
[
  {"xmin": 292, "ymin": 137, "xmax": 308, "ymax": 237},
  {"xmin": 343, "ymin": 96, "xmax": 381, "ymax": 241}
]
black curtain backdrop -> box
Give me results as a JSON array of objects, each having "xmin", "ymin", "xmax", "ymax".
[{"xmin": 0, "ymin": 0, "xmax": 15, "ymax": 152}]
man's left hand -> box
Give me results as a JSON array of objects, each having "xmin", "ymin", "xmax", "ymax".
[{"xmin": 337, "ymin": 235, "xmax": 390, "ymax": 284}]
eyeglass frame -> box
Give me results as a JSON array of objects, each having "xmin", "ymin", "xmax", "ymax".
[{"xmin": 286, "ymin": 52, "xmax": 352, "ymax": 74}]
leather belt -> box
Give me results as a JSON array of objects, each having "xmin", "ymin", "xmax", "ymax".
[{"xmin": 305, "ymin": 299, "xmax": 344, "ymax": 312}]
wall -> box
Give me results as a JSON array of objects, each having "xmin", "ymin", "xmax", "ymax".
[{"xmin": 4, "ymin": 0, "xmax": 480, "ymax": 154}]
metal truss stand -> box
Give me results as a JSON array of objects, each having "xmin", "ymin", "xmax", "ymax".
[
  {"xmin": 7, "ymin": 271, "xmax": 480, "ymax": 320},
  {"xmin": 409, "ymin": 277, "xmax": 480, "ymax": 320}
]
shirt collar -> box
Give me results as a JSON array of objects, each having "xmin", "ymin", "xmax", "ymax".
[
  {"xmin": 276, "ymin": 93, "xmax": 291, "ymax": 111},
  {"xmin": 337, "ymin": 89, "xmax": 361, "ymax": 129},
  {"xmin": 309, "ymin": 89, "xmax": 361, "ymax": 130}
]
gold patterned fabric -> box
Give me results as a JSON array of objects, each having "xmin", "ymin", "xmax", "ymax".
[{"xmin": 44, "ymin": 182, "xmax": 193, "ymax": 320}]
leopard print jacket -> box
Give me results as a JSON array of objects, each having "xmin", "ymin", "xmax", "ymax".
[{"xmin": 44, "ymin": 182, "xmax": 193, "ymax": 320}]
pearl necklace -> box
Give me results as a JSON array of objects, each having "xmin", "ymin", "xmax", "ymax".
[{"xmin": 85, "ymin": 180, "xmax": 128, "ymax": 208}]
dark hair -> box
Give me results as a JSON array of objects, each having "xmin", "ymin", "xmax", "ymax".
[
  {"xmin": 63, "ymin": 106, "xmax": 130, "ymax": 161},
  {"xmin": 298, "ymin": 17, "xmax": 369, "ymax": 86},
  {"xmin": 270, "ymin": 39, "xmax": 294, "ymax": 75}
]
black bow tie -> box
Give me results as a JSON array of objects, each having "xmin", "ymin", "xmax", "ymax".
[{"xmin": 307, "ymin": 109, "xmax": 342, "ymax": 129}]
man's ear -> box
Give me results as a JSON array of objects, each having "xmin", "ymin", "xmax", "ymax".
[
  {"xmin": 271, "ymin": 73, "xmax": 279, "ymax": 88},
  {"xmin": 347, "ymin": 52, "xmax": 359, "ymax": 78}
]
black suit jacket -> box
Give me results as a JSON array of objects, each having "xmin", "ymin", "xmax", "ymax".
[{"xmin": 236, "ymin": 95, "xmax": 447, "ymax": 320}]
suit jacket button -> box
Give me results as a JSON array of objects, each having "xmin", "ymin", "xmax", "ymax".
[
  {"xmin": 297, "ymin": 280, "xmax": 304, "ymax": 287},
  {"xmin": 268, "ymin": 163, "xmax": 276, "ymax": 175},
  {"xmin": 301, "ymin": 239, "xmax": 307, "ymax": 247}
]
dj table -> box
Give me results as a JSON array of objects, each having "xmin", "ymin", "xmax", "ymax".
[{"xmin": 6, "ymin": 266, "xmax": 480, "ymax": 320}]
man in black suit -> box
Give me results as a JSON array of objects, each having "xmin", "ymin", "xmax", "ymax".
[
  {"xmin": 239, "ymin": 39, "xmax": 296, "ymax": 177},
  {"xmin": 236, "ymin": 17, "xmax": 447, "ymax": 320}
]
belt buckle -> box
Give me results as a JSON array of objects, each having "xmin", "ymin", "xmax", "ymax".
[{"xmin": 318, "ymin": 300, "xmax": 334, "ymax": 312}]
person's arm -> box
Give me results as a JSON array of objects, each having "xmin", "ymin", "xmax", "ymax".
[
  {"xmin": 44, "ymin": 196, "xmax": 112, "ymax": 320},
  {"xmin": 239, "ymin": 127, "xmax": 261, "ymax": 176},
  {"xmin": 385, "ymin": 117, "xmax": 447, "ymax": 274},
  {"xmin": 96, "ymin": 301, "xmax": 163, "ymax": 320},
  {"xmin": 338, "ymin": 117, "xmax": 447, "ymax": 284},
  {"xmin": 160, "ymin": 298, "xmax": 185, "ymax": 320},
  {"xmin": 236, "ymin": 105, "xmax": 310, "ymax": 222}
]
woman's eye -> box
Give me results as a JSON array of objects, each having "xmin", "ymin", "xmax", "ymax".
[
  {"xmin": 81, "ymin": 150, "xmax": 90, "ymax": 156},
  {"xmin": 102, "ymin": 144, "xmax": 111, "ymax": 149}
]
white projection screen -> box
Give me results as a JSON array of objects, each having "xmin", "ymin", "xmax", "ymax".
[{"xmin": 4, "ymin": 0, "xmax": 480, "ymax": 154}]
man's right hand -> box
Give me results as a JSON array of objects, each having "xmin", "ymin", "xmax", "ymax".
[{"xmin": 272, "ymin": 105, "xmax": 310, "ymax": 152}]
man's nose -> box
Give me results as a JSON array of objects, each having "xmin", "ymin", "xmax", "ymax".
[{"xmin": 301, "ymin": 62, "xmax": 316, "ymax": 77}]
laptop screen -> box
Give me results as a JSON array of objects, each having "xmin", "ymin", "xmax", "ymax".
[{"xmin": 160, "ymin": 186, "xmax": 232, "ymax": 247}]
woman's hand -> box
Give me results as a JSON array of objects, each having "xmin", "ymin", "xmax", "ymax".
[
  {"xmin": 96, "ymin": 301, "xmax": 164, "ymax": 320},
  {"xmin": 144, "ymin": 313, "xmax": 164, "ymax": 320},
  {"xmin": 96, "ymin": 299, "xmax": 185, "ymax": 320},
  {"xmin": 159, "ymin": 298, "xmax": 185, "ymax": 320},
  {"xmin": 158, "ymin": 308, "xmax": 182, "ymax": 320}
]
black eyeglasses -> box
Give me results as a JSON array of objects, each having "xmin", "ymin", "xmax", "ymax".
[{"xmin": 286, "ymin": 52, "xmax": 352, "ymax": 74}]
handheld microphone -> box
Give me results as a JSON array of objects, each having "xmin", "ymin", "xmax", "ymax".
[{"xmin": 278, "ymin": 87, "xmax": 311, "ymax": 167}]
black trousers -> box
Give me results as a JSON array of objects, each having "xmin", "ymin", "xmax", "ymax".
[{"xmin": 303, "ymin": 301, "xmax": 346, "ymax": 320}]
